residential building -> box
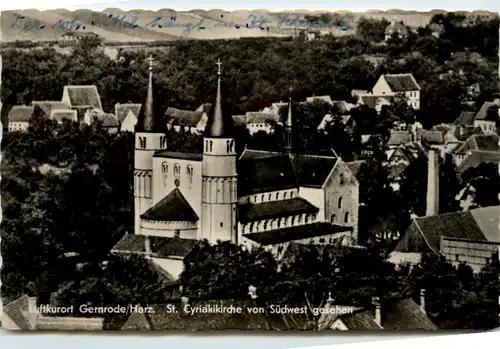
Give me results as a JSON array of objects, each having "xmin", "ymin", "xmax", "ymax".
[
  {"xmin": 245, "ymin": 111, "xmax": 281, "ymax": 134},
  {"xmin": 384, "ymin": 21, "xmax": 409, "ymax": 41},
  {"xmin": 164, "ymin": 104, "xmax": 211, "ymax": 134},
  {"xmin": 115, "ymin": 103, "xmax": 141, "ymax": 132},
  {"xmin": 62, "ymin": 85, "xmax": 103, "ymax": 121},
  {"xmin": 59, "ymin": 31, "xmax": 101, "ymax": 45},
  {"xmin": 450, "ymin": 134, "xmax": 500, "ymax": 172},
  {"xmin": 371, "ymin": 73, "xmax": 421, "ymax": 110},
  {"xmin": 7, "ymin": 105, "xmax": 33, "ymax": 131}
]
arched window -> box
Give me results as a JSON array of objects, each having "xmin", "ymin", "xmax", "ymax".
[
  {"xmin": 276, "ymin": 192, "xmax": 279, "ymax": 200},
  {"xmin": 261, "ymin": 194, "xmax": 264, "ymax": 202},
  {"xmin": 209, "ymin": 141, "xmax": 213, "ymax": 152},
  {"xmin": 226, "ymin": 140, "xmax": 230, "ymax": 152},
  {"xmin": 263, "ymin": 220, "xmax": 268, "ymax": 230},
  {"xmin": 230, "ymin": 140, "xmax": 234, "ymax": 152},
  {"xmin": 161, "ymin": 162, "xmax": 168, "ymax": 173},
  {"xmin": 220, "ymin": 222, "xmax": 224, "ymax": 228},
  {"xmin": 290, "ymin": 191, "xmax": 294, "ymax": 198},
  {"xmin": 291, "ymin": 216, "xmax": 295, "ymax": 225},
  {"xmin": 284, "ymin": 192, "xmax": 287, "ymax": 199},
  {"xmin": 205, "ymin": 140, "xmax": 209, "ymax": 152},
  {"xmin": 338, "ymin": 197, "xmax": 343, "ymax": 209},
  {"xmin": 305, "ymin": 214, "xmax": 309, "ymax": 223},
  {"xmin": 344, "ymin": 212, "xmax": 349, "ymax": 223},
  {"xmin": 250, "ymin": 222, "xmax": 254, "ymax": 232},
  {"xmin": 174, "ymin": 163, "xmax": 180, "ymax": 176},
  {"xmin": 268, "ymin": 194, "xmax": 271, "ymax": 201},
  {"xmin": 139, "ymin": 136, "xmax": 146, "ymax": 148},
  {"xmin": 160, "ymin": 136, "xmax": 167, "ymax": 149},
  {"xmin": 277, "ymin": 219, "xmax": 281, "ymax": 228},
  {"xmin": 298, "ymin": 215, "xmax": 302, "ymax": 223},
  {"xmin": 187, "ymin": 165, "xmax": 194, "ymax": 176}
]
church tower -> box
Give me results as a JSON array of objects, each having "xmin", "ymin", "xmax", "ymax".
[
  {"xmin": 201, "ymin": 60, "xmax": 238, "ymax": 244},
  {"xmin": 284, "ymin": 90, "xmax": 294, "ymax": 155},
  {"xmin": 134, "ymin": 55, "xmax": 167, "ymax": 234}
]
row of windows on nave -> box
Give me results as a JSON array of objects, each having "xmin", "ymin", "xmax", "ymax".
[
  {"xmin": 204, "ymin": 139, "xmax": 235, "ymax": 153},
  {"xmin": 244, "ymin": 212, "xmax": 318, "ymax": 233},
  {"xmin": 161, "ymin": 162, "xmax": 194, "ymax": 177}
]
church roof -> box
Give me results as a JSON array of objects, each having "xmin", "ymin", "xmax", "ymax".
[
  {"xmin": 238, "ymin": 198, "xmax": 319, "ymax": 223},
  {"xmin": 238, "ymin": 150, "xmax": 339, "ymax": 195},
  {"xmin": 475, "ymin": 101, "xmax": 498, "ymax": 121},
  {"xmin": 111, "ymin": 233, "xmax": 147, "ymax": 253},
  {"xmin": 204, "ymin": 67, "xmax": 234, "ymax": 138},
  {"xmin": 454, "ymin": 111, "xmax": 476, "ymax": 126},
  {"xmin": 63, "ymin": 85, "xmax": 102, "ymax": 109},
  {"xmin": 140, "ymin": 189, "xmax": 199, "ymax": 222},
  {"xmin": 244, "ymin": 222, "xmax": 353, "ymax": 246},
  {"xmin": 115, "ymin": 103, "xmax": 141, "ymax": 123},
  {"xmin": 150, "ymin": 236, "xmax": 199, "ymax": 258},
  {"xmin": 154, "ymin": 151, "xmax": 203, "ymax": 161},
  {"xmin": 136, "ymin": 57, "xmax": 162, "ymax": 132}
]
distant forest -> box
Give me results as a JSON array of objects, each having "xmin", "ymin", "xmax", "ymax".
[{"xmin": 1, "ymin": 13, "xmax": 498, "ymax": 128}]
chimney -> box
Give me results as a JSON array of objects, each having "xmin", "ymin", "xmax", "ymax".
[
  {"xmin": 426, "ymin": 149, "xmax": 439, "ymax": 216},
  {"xmin": 27, "ymin": 297, "xmax": 39, "ymax": 330},
  {"xmin": 372, "ymin": 296, "xmax": 382, "ymax": 328},
  {"xmin": 420, "ymin": 289, "xmax": 426, "ymax": 314}
]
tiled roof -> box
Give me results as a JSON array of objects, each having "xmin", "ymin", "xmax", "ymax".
[
  {"xmin": 2, "ymin": 295, "xmax": 34, "ymax": 330},
  {"xmin": 384, "ymin": 74, "xmax": 420, "ymax": 92},
  {"xmin": 359, "ymin": 95, "xmax": 392, "ymax": 109},
  {"xmin": 141, "ymin": 189, "xmax": 199, "ymax": 222},
  {"xmin": 196, "ymin": 103, "xmax": 212, "ymax": 113},
  {"xmin": 154, "ymin": 151, "xmax": 202, "ymax": 161},
  {"xmin": 232, "ymin": 115, "xmax": 247, "ymax": 127},
  {"xmin": 238, "ymin": 150, "xmax": 338, "ymax": 195},
  {"xmin": 51, "ymin": 109, "xmax": 77, "ymax": 122},
  {"xmin": 99, "ymin": 113, "xmax": 119, "ymax": 127},
  {"xmin": 165, "ymin": 107, "xmax": 204, "ymax": 128},
  {"xmin": 346, "ymin": 160, "xmax": 365, "ymax": 179},
  {"xmin": 388, "ymin": 131, "xmax": 411, "ymax": 146},
  {"xmin": 457, "ymin": 150, "xmax": 500, "ymax": 173},
  {"xmin": 420, "ymin": 130, "xmax": 444, "ymax": 145},
  {"xmin": 246, "ymin": 112, "xmax": 280, "ymax": 124},
  {"xmin": 244, "ymin": 222, "xmax": 353, "ymax": 246},
  {"xmin": 394, "ymin": 212, "xmax": 487, "ymax": 253},
  {"xmin": 64, "ymin": 85, "xmax": 102, "ymax": 109},
  {"xmin": 32, "ymin": 101, "xmax": 70, "ymax": 117},
  {"xmin": 381, "ymin": 298, "xmax": 437, "ymax": 330},
  {"xmin": 8, "ymin": 106, "xmax": 33, "ymax": 122},
  {"xmin": 306, "ymin": 95, "xmax": 333, "ymax": 104},
  {"xmin": 111, "ymin": 234, "xmax": 147, "ymax": 253},
  {"xmin": 338, "ymin": 309, "xmax": 381, "ymax": 329},
  {"xmin": 470, "ymin": 134, "xmax": 500, "ymax": 151},
  {"xmin": 115, "ymin": 103, "xmax": 141, "ymax": 123},
  {"xmin": 454, "ymin": 111, "xmax": 476, "ymax": 126},
  {"xmin": 150, "ymin": 237, "xmax": 199, "ymax": 258},
  {"xmin": 469, "ymin": 206, "xmax": 500, "ymax": 242},
  {"xmin": 475, "ymin": 101, "xmax": 499, "ymax": 121},
  {"xmin": 238, "ymin": 198, "xmax": 319, "ymax": 223}
]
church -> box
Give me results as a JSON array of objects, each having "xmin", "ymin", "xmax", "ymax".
[{"xmin": 112, "ymin": 56, "xmax": 360, "ymax": 278}]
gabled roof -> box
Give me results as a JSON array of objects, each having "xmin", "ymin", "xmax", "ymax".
[
  {"xmin": 469, "ymin": 206, "xmax": 500, "ymax": 242},
  {"xmin": 63, "ymin": 85, "xmax": 102, "ymax": 109},
  {"xmin": 150, "ymin": 236, "xmax": 199, "ymax": 258},
  {"xmin": 394, "ymin": 211, "xmax": 488, "ymax": 253},
  {"xmin": 141, "ymin": 189, "xmax": 199, "ymax": 222},
  {"xmin": 115, "ymin": 103, "xmax": 141, "ymax": 123},
  {"xmin": 97, "ymin": 113, "xmax": 119, "ymax": 127},
  {"xmin": 8, "ymin": 106, "xmax": 33, "ymax": 122},
  {"xmin": 2, "ymin": 295, "xmax": 34, "ymax": 330},
  {"xmin": 381, "ymin": 298, "xmax": 437, "ymax": 330},
  {"xmin": 238, "ymin": 197, "xmax": 319, "ymax": 223},
  {"xmin": 244, "ymin": 222, "xmax": 353, "ymax": 246},
  {"xmin": 238, "ymin": 150, "xmax": 339, "ymax": 195},
  {"xmin": 111, "ymin": 233, "xmax": 147, "ymax": 254},
  {"xmin": 346, "ymin": 160, "xmax": 365, "ymax": 179},
  {"xmin": 32, "ymin": 101, "xmax": 70, "ymax": 117},
  {"xmin": 245, "ymin": 112, "xmax": 280, "ymax": 124},
  {"xmin": 388, "ymin": 131, "xmax": 411, "ymax": 146},
  {"xmin": 165, "ymin": 107, "xmax": 204, "ymax": 128},
  {"xmin": 337, "ymin": 309, "xmax": 381, "ymax": 329},
  {"xmin": 457, "ymin": 150, "xmax": 500, "ymax": 173},
  {"xmin": 232, "ymin": 115, "xmax": 247, "ymax": 127},
  {"xmin": 454, "ymin": 111, "xmax": 476, "ymax": 126},
  {"xmin": 306, "ymin": 95, "xmax": 333, "ymax": 104},
  {"xmin": 383, "ymin": 74, "xmax": 420, "ymax": 92},
  {"xmin": 475, "ymin": 101, "xmax": 499, "ymax": 121},
  {"xmin": 420, "ymin": 130, "xmax": 444, "ymax": 145}
]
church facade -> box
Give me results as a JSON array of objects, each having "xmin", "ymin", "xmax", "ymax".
[{"xmin": 113, "ymin": 57, "xmax": 360, "ymax": 277}]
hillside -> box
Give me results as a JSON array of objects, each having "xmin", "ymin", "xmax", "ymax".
[{"xmin": 1, "ymin": 9, "xmax": 497, "ymax": 42}]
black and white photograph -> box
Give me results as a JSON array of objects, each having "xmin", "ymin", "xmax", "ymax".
[{"xmin": 0, "ymin": 8, "xmax": 499, "ymax": 331}]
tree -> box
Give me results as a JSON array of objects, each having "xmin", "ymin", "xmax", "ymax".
[
  {"xmin": 462, "ymin": 163, "xmax": 500, "ymax": 207},
  {"xmin": 356, "ymin": 17, "xmax": 390, "ymax": 42}
]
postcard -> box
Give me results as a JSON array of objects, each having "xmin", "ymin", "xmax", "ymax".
[{"xmin": 1, "ymin": 8, "xmax": 499, "ymax": 331}]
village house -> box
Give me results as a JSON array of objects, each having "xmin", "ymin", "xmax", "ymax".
[
  {"xmin": 2, "ymin": 295, "xmax": 104, "ymax": 330},
  {"xmin": 7, "ymin": 105, "xmax": 33, "ymax": 131},
  {"xmin": 62, "ymin": 85, "xmax": 103, "ymax": 121},
  {"xmin": 371, "ymin": 73, "xmax": 421, "ymax": 110},
  {"xmin": 450, "ymin": 134, "xmax": 500, "ymax": 172},
  {"xmin": 32, "ymin": 101, "xmax": 70, "ymax": 118},
  {"xmin": 454, "ymin": 100, "xmax": 499, "ymax": 137},
  {"xmin": 164, "ymin": 104, "xmax": 211, "ymax": 134},
  {"xmin": 115, "ymin": 103, "xmax": 141, "ymax": 132},
  {"xmin": 384, "ymin": 21, "xmax": 410, "ymax": 41},
  {"xmin": 51, "ymin": 109, "xmax": 78, "ymax": 123}
]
